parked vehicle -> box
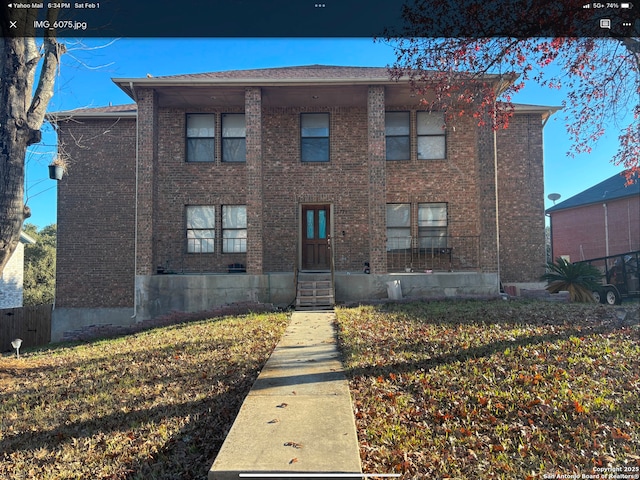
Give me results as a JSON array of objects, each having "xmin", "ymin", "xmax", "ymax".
[{"xmin": 577, "ymin": 251, "xmax": 640, "ymax": 305}]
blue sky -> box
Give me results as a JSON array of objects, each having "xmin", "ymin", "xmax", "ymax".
[{"xmin": 24, "ymin": 37, "xmax": 630, "ymax": 229}]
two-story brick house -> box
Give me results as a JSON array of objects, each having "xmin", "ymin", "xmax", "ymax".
[{"xmin": 51, "ymin": 65, "xmax": 557, "ymax": 341}]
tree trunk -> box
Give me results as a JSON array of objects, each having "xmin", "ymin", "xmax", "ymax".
[{"xmin": 0, "ymin": 9, "xmax": 64, "ymax": 275}]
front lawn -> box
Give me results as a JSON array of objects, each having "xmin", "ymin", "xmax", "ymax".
[
  {"xmin": 336, "ymin": 301, "xmax": 640, "ymax": 479},
  {"xmin": 0, "ymin": 312, "xmax": 289, "ymax": 479}
]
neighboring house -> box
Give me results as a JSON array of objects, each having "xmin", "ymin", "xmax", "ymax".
[
  {"xmin": 0, "ymin": 232, "xmax": 36, "ymax": 309},
  {"xmin": 547, "ymin": 171, "xmax": 640, "ymax": 262},
  {"xmin": 50, "ymin": 65, "xmax": 557, "ymax": 341}
]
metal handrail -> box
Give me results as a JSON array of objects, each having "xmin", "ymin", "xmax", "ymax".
[{"xmin": 386, "ymin": 235, "xmax": 480, "ymax": 272}]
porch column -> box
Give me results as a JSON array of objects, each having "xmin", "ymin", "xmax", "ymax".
[
  {"xmin": 245, "ymin": 87, "xmax": 264, "ymax": 274},
  {"xmin": 367, "ymin": 85, "xmax": 387, "ymax": 274},
  {"xmin": 135, "ymin": 88, "xmax": 157, "ymax": 276}
]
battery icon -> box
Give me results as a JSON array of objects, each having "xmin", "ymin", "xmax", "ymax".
[{"xmin": 621, "ymin": 2, "xmax": 630, "ymax": 7}]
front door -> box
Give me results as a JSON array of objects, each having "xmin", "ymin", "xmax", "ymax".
[{"xmin": 301, "ymin": 204, "xmax": 331, "ymax": 270}]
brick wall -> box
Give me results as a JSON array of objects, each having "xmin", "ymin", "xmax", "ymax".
[
  {"xmin": 152, "ymin": 106, "xmax": 248, "ymax": 274},
  {"xmin": 56, "ymin": 118, "xmax": 136, "ymax": 308},
  {"xmin": 497, "ymin": 114, "xmax": 546, "ymax": 282},
  {"xmin": 385, "ymin": 111, "xmax": 480, "ymax": 237},
  {"xmin": 136, "ymin": 89, "xmax": 157, "ymax": 276},
  {"xmin": 476, "ymin": 123, "xmax": 499, "ymax": 276},
  {"xmin": 261, "ymin": 105, "xmax": 371, "ymax": 272},
  {"xmin": 246, "ymin": 87, "xmax": 264, "ymax": 274},
  {"xmin": 551, "ymin": 197, "xmax": 640, "ymax": 262}
]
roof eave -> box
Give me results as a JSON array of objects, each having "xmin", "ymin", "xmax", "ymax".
[
  {"xmin": 46, "ymin": 110, "xmax": 137, "ymax": 121},
  {"xmin": 112, "ymin": 76, "xmax": 412, "ymax": 99},
  {"xmin": 112, "ymin": 71, "xmax": 515, "ymax": 101},
  {"xmin": 20, "ymin": 231, "xmax": 36, "ymax": 245},
  {"xmin": 547, "ymin": 192, "xmax": 640, "ymax": 214}
]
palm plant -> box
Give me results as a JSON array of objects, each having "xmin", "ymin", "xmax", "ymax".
[{"xmin": 540, "ymin": 258, "xmax": 603, "ymax": 302}]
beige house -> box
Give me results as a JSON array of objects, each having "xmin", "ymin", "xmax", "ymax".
[{"xmin": 0, "ymin": 232, "xmax": 36, "ymax": 309}]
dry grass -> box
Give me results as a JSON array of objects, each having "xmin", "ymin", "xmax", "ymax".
[
  {"xmin": 0, "ymin": 312, "xmax": 289, "ymax": 479},
  {"xmin": 336, "ymin": 300, "xmax": 640, "ymax": 480}
]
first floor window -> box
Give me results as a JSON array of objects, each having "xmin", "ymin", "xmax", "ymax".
[
  {"xmin": 186, "ymin": 114, "xmax": 215, "ymax": 162},
  {"xmin": 186, "ymin": 205, "xmax": 216, "ymax": 253},
  {"xmin": 417, "ymin": 112, "xmax": 446, "ymax": 160},
  {"xmin": 222, "ymin": 205, "xmax": 247, "ymax": 253},
  {"xmin": 301, "ymin": 113, "xmax": 330, "ymax": 162},
  {"xmin": 386, "ymin": 203, "xmax": 411, "ymax": 251},
  {"xmin": 418, "ymin": 203, "xmax": 448, "ymax": 248}
]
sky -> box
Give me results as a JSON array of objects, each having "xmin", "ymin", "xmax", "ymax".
[{"xmin": 24, "ymin": 37, "xmax": 632, "ymax": 229}]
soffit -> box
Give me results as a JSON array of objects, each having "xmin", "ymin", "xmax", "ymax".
[{"xmin": 152, "ymin": 83, "xmax": 426, "ymax": 109}]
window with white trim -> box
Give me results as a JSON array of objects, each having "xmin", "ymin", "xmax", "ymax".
[
  {"xmin": 186, "ymin": 114, "xmax": 215, "ymax": 162},
  {"xmin": 385, "ymin": 112, "xmax": 410, "ymax": 161},
  {"xmin": 186, "ymin": 205, "xmax": 216, "ymax": 253},
  {"xmin": 222, "ymin": 205, "xmax": 247, "ymax": 253},
  {"xmin": 301, "ymin": 113, "xmax": 330, "ymax": 162},
  {"xmin": 222, "ymin": 114, "xmax": 246, "ymax": 162},
  {"xmin": 417, "ymin": 112, "xmax": 446, "ymax": 160}
]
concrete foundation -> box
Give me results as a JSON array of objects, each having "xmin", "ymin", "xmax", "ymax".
[
  {"xmin": 335, "ymin": 271, "xmax": 499, "ymax": 302},
  {"xmin": 51, "ymin": 271, "xmax": 499, "ymax": 342},
  {"xmin": 135, "ymin": 273, "xmax": 295, "ymax": 321}
]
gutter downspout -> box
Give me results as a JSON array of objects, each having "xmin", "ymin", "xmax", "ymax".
[
  {"xmin": 131, "ymin": 81, "xmax": 139, "ymax": 320},
  {"xmin": 493, "ymin": 101, "xmax": 501, "ymax": 294},
  {"xmin": 603, "ymin": 203, "xmax": 610, "ymax": 258}
]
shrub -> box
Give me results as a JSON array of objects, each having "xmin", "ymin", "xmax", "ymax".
[{"xmin": 541, "ymin": 257, "xmax": 603, "ymax": 302}]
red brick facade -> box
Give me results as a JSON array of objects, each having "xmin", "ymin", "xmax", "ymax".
[
  {"xmin": 551, "ymin": 198, "xmax": 640, "ymax": 262},
  {"xmin": 56, "ymin": 117, "xmax": 136, "ymax": 308},
  {"xmin": 54, "ymin": 66, "xmax": 554, "ymax": 311}
]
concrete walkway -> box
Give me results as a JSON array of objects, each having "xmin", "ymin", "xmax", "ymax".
[{"xmin": 209, "ymin": 311, "xmax": 363, "ymax": 480}]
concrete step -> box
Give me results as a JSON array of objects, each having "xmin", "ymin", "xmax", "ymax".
[
  {"xmin": 296, "ymin": 300, "xmax": 335, "ymax": 310},
  {"xmin": 209, "ymin": 311, "xmax": 362, "ymax": 479}
]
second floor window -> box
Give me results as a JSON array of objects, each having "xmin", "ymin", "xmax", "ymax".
[
  {"xmin": 385, "ymin": 112, "xmax": 410, "ymax": 161},
  {"xmin": 417, "ymin": 112, "xmax": 446, "ymax": 160},
  {"xmin": 222, "ymin": 114, "xmax": 246, "ymax": 162},
  {"xmin": 301, "ymin": 113, "xmax": 329, "ymax": 162},
  {"xmin": 186, "ymin": 114, "xmax": 215, "ymax": 162}
]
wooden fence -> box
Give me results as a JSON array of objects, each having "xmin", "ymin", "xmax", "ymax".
[{"xmin": 0, "ymin": 304, "xmax": 52, "ymax": 352}]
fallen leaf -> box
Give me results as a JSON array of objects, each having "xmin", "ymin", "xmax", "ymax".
[
  {"xmin": 276, "ymin": 403, "xmax": 288, "ymax": 408},
  {"xmin": 612, "ymin": 428, "xmax": 631, "ymax": 440},
  {"xmin": 284, "ymin": 442, "xmax": 303, "ymax": 449},
  {"xmin": 289, "ymin": 458, "xmax": 298, "ymax": 464}
]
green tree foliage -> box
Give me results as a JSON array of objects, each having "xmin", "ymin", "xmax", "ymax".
[
  {"xmin": 541, "ymin": 257, "xmax": 603, "ymax": 303},
  {"xmin": 22, "ymin": 223, "xmax": 56, "ymax": 306}
]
